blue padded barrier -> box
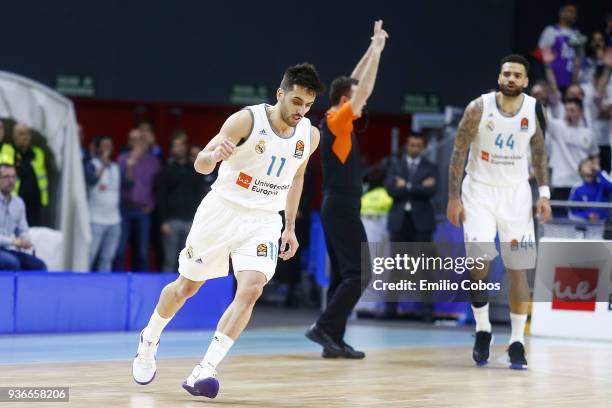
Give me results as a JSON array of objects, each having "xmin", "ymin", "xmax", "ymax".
[
  {"xmin": 15, "ymin": 273, "xmax": 129, "ymax": 333},
  {"xmin": 128, "ymin": 274, "xmax": 234, "ymax": 331},
  {"xmin": 0, "ymin": 272, "xmax": 15, "ymax": 334}
]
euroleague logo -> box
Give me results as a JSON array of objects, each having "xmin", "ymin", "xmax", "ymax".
[
  {"xmin": 520, "ymin": 117, "xmax": 529, "ymax": 132},
  {"xmin": 257, "ymin": 243, "xmax": 267, "ymax": 257},
  {"xmin": 552, "ymin": 267, "xmax": 598, "ymax": 312},
  {"xmin": 481, "ymin": 150, "xmax": 490, "ymax": 162},
  {"xmin": 294, "ymin": 140, "xmax": 304, "ymax": 159},
  {"xmin": 236, "ymin": 172, "xmax": 253, "ymax": 189}
]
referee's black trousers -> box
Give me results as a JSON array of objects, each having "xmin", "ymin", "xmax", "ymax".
[{"xmin": 317, "ymin": 192, "xmax": 368, "ymax": 343}]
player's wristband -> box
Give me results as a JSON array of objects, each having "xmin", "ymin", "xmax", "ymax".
[{"xmin": 538, "ymin": 186, "xmax": 551, "ymax": 199}]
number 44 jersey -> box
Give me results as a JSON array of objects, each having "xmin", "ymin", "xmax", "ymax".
[
  {"xmin": 211, "ymin": 103, "xmax": 311, "ymax": 212},
  {"xmin": 465, "ymin": 92, "xmax": 536, "ymax": 186}
]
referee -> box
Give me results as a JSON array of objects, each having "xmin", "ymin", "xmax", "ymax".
[{"xmin": 305, "ymin": 20, "xmax": 388, "ymax": 359}]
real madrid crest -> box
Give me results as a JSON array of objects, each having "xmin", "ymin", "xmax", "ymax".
[
  {"xmin": 255, "ymin": 139, "xmax": 266, "ymax": 154},
  {"xmin": 186, "ymin": 245, "xmax": 194, "ymax": 259},
  {"xmin": 486, "ymin": 120, "xmax": 495, "ymax": 131}
]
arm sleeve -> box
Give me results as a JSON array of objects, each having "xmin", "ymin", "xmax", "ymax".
[
  {"xmin": 16, "ymin": 200, "xmax": 30, "ymax": 241},
  {"xmin": 84, "ymin": 161, "xmax": 99, "ymax": 186},
  {"xmin": 538, "ymin": 26, "xmax": 555, "ymax": 49},
  {"xmin": 326, "ymin": 102, "xmax": 357, "ymax": 138},
  {"xmin": 568, "ymin": 185, "xmax": 590, "ymax": 219},
  {"xmin": 0, "ymin": 234, "xmax": 11, "ymax": 247},
  {"xmin": 384, "ymin": 159, "xmax": 410, "ymax": 199},
  {"xmin": 587, "ymin": 130, "xmax": 599, "ymax": 156},
  {"xmin": 596, "ymin": 170, "xmax": 612, "ymax": 191}
]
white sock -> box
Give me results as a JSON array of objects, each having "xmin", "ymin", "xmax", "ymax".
[
  {"xmin": 472, "ymin": 303, "xmax": 492, "ymax": 333},
  {"xmin": 200, "ymin": 331, "xmax": 234, "ymax": 373},
  {"xmin": 142, "ymin": 309, "xmax": 173, "ymax": 343},
  {"xmin": 509, "ymin": 313, "xmax": 527, "ymax": 344}
]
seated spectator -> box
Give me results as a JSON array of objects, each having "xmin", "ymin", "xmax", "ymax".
[
  {"xmin": 85, "ymin": 136, "xmax": 122, "ymax": 272},
  {"xmin": 538, "ymin": 4, "xmax": 585, "ymax": 94},
  {"xmin": 0, "ymin": 164, "xmax": 47, "ymax": 271},
  {"xmin": 13, "ymin": 123, "xmax": 49, "ymax": 226},
  {"xmin": 114, "ymin": 129, "xmax": 160, "ymax": 272},
  {"xmin": 569, "ymin": 158, "xmax": 612, "ymax": 221},
  {"xmin": 548, "ymin": 98, "xmax": 599, "ymax": 212},
  {"xmin": 156, "ymin": 131, "xmax": 203, "ymax": 272}
]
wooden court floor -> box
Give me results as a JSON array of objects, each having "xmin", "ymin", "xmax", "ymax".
[{"xmin": 1, "ymin": 344, "xmax": 611, "ymax": 408}]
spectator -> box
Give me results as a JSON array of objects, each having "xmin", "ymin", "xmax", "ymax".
[
  {"xmin": 583, "ymin": 56, "xmax": 612, "ymax": 172},
  {"xmin": 538, "ymin": 3, "xmax": 585, "ymax": 94},
  {"xmin": 0, "ymin": 164, "xmax": 47, "ymax": 271},
  {"xmin": 138, "ymin": 120, "xmax": 163, "ymax": 160},
  {"xmin": 530, "ymin": 80, "xmax": 551, "ymax": 107},
  {"xmin": 542, "ymin": 47, "xmax": 586, "ymax": 121},
  {"xmin": 580, "ymin": 31, "xmax": 607, "ymax": 83},
  {"xmin": 85, "ymin": 136, "xmax": 122, "ymax": 272},
  {"xmin": 156, "ymin": 131, "xmax": 202, "ymax": 272},
  {"xmin": 0, "ymin": 121, "xmax": 15, "ymax": 165},
  {"xmin": 13, "ymin": 123, "xmax": 49, "ymax": 226},
  {"xmin": 385, "ymin": 134, "xmax": 438, "ymax": 243},
  {"xmin": 78, "ymin": 123, "xmax": 92, "ymax": 166},
  {"xmin": 114, "ymin": 128, "xmax": 161, "ymax": 271},
  {"xmin": 569, "ymin": 158, "xmax": 612, "ymax": 221},
  {"xmin": 548, "ymin": 98, "xmax": 599, "ymax": 207}
]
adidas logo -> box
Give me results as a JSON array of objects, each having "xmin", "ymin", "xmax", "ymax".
[
  {"xmin": 195, "ymin": 258, "xmax": 203, "ymax": 264},
  {"xmin": 488, "ymin": 113, "xmax": 494, "ymax": 118},
  {"xmin": 258, "ymin": 129, "xmax": 267, "ymax": 135}
]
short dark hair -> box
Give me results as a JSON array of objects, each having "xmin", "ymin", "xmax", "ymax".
[
  {"xmin": 560, "ymin": 3, "xmax": 576, "ymax": 12},
  {"xmin": 137, "ymin": 119, "xmax": 154, "ymax": 129},
  {"xmin": 578, "ymin": 157, "xmax": 591, "ymax": 174},
  {"xmin": 329, "ymin": 76, "xmax": 359, "ymax": 106},
  {"xmin": 407, "ymin": 133, "xmax": 428, "ymax": 145},
  {"xmin": 280, "ymin": 63, "xmax": 326, "ymax": 96},
  {"xmin": 170, "ymin": 129, "xmax": 188, "ymax": 144},
  {"xmin": 500, "ymin": 54, "xmax": 530, "ymax": 75},
  {"xmin": 565, "ymin": 97, "xmax": 583, "ymax": 111},
  {"xmin": 92, "ymin": 135, "xmax": 112, "ymax": 149}
]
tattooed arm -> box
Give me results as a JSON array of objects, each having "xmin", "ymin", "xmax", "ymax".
[
  {"xmin": 446, "ymin": 97, "xmax": 482, "ymax": 226},
  {"xmin": 530, "ymin": 112, "xmax": 553, "ymax": 223}
]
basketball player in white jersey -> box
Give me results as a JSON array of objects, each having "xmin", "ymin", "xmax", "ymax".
[
  {"xmin": 132, "ymin": 63, "xmax": 325, "ymax": 398},
  {"xmin": 447, "ymin": 54, "xmax": 552, "ymax": 370}
]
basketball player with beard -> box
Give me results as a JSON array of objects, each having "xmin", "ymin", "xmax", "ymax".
[
  {"xmin": 132, "ymin": 63, "xmax": 325, "ymax": 398},
  {"xmin": 446, "ymin": 54, "xmax": 552, "ymax": 369}
]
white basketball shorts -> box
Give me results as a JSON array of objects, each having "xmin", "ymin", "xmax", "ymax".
[
  {"xmin": 461, "ymin": 175, "xmax": 536, "ymax": 269},
  {"xmin": 178, "ymin": 191, "xmax": 282, "ymax": 282}
]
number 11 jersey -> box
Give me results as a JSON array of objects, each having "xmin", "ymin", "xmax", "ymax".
[{"xmin": 211, "ymin": 103, "xmax": 311, "ymax": 212}]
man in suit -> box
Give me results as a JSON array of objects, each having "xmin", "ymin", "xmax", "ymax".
[{"xmin": 385, "ymin": 134, "xmax": 438, "ymax": 242}]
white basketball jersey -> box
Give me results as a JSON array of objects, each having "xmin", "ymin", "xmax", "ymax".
[
  {"xmin": 465, "ymin": 92, "xmax": 536, "ymax": 186},
  {"xmin": 211, "ymin": 104, "xmax": 311, "ymax": 212}
]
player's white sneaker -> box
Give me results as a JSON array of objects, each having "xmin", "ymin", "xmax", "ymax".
[
  {"xmin": 182, "ymin": 364, "xmax": 220, "ymax": 399},
  {"xmin": 132, "ymin": 331, "xmax": 159, "ymax": 385}
]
